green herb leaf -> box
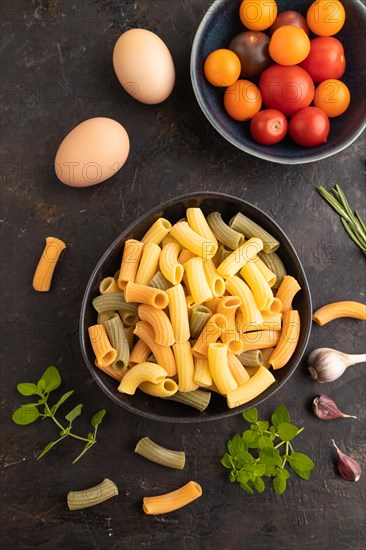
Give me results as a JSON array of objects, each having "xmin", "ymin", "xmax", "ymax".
[
  {"xmin": 277, "ymin": 423, "xmax": 299, "ymax": 442},
  {"xmin": 240, "ymin": 481, "xmax": 254, "ymax": 494},
  {"xmin": 253, "ymin": 463, "xmax": 266, "ymax": 477},
  {"xmin": 91, "ymin": 409, "xmax": 106, "ymax": 428},
  {"xmin": 65, "ymin": 404, "xmax": 83, "ymax": 423},
  {"xmin": 17, "ymin": 383, "xmax": 39, "ymax": 396},
  {"xmin": 41, "ymin": 366, "xmax": 61, "ymax": 393},
  {"xmin": 37, "ymin": 436, "xmax": 66, "ymax": 459},
  {"xmin": 37, "ymin": 379, "xmax": 46, "ymax": 392},
  {"xmin": 242, "ymin": 408, "xmax": 258, "ymax": 423},
  {"xmin": 273, "ymin": 475, "xmax": 287, "ymax": 495},
  {"xmin": 12, "ymin": 405, "xmax": 41, "ymax": 425},
  {"xmin": 253, "ymin": 476, "xmax": 265, "ymax": 493},
  {"xmin": 52, "ymin": 390, "xmax": 74, "ymax": 414},
  {"xmin": 242, "ymin": 429, "xmax": 256, "ymax": 444},
  {"xmin": 258, "ymin": 436, "xmax": 273, "ymax": 449},
  {"xmin": 288, "ymin": 452, "xmax": 314, "ymax": 479},
  {"xmin": 256, "ymin": 421, "xmax": 269, "ymax": 432},
  {"xmin": 227, "ymin": 433, "xmax": 245, "ymax": 455},
  {"xmin": 259, "ymin": 447, "xmax": 281, "ymax": 466},
  {"xmin": 221, "ymin": 453, "xmax": 233, "ymax": 469},
  {"xmin": 271, "ymin": 404, "xmax": 290, "ymax": 427},
  {"xmin": 237, "ymin": 471, "xmax": 250, "ymax": 485}
]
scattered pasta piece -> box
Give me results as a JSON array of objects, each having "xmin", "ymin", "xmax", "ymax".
[
  {"xmin": 33, "ymin": 236, "xmax": 66, "ymax": 292},
  {"xmin": 313, "ymin": 301, "xmax": 366, "ymax": 326},
  {"xmin": 143, "ymin": 481, "xmax": 202, "ymax": 515}
]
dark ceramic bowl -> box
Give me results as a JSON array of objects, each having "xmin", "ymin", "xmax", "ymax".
[
  {"xmin": 191, "ymin": 0, "xmax": 366, "ymax": 164},
  {"xmin": 80, "ymin": 193, "xmax": 312, "ymax": 423}
]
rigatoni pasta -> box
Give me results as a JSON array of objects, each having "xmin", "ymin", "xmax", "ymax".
[
  {"xmin": 33, "ymin": 236, "xmax": 66, "ymax": 292},
  {"xmin": 88, "ymin": 206, "xmax": 302, "ymax": 412}
]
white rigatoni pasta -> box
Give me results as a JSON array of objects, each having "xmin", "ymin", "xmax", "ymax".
[
  {"xmin": 226, "ymin": 276, "xmax": 263, "ymax": 328},
  {"xmin": 184, "ymin": 257, "xmax": 213, "ymax": 304},
  {"xmin": 159, "ymin": 241, "xmax": 184, "ymax": 285},
  {"xmin": 33, "ymin": 237, "xmax": 66, "ymax": 292},
  {"xmin": 139, "ymin": 378, "xmax": 178, "ymax": 398},
  {"xmin": 186, "ymin": 208, "xmax": 218, "ymax": 245},
  {"xmin": 217, "ymin": 238, "xmax": 263, "ymax": 279},
  {"xmin": 203, "ymin": 259, "xmax": 225, "ymax": 298},
  {"xmin": 141, "ymin": 218, "xmax": 171, "ymax": 245},
  {"xmin": 227, "ymin": 353, "xmax": 250, "ymax": 385},
  {"xmin": 170, "ymin": 221, "xmax": 217, "ymax": 260},
  {"xmin": 193, "ymin": 357, "xmax": 212, "ymax": 387},
  {"xmin": 166, "ymin": 284, "xmax": 190, "ymax": 343},
  {"xmin": 135, "ymin": 242, "xmax": 161, "ymax": 286},
  {"xmin": 173, "ymin": 341, "xmax": 198, "ymax": 393},
  {"xmin": 240, "ymin": 261, "xmax": 274, "ymax": 311},
  {"xmin": 208, "ymin": 343, "xmax": 238, "ymax": 395},
  {"xmin": 118, "ymin": 362, "xmax": 167, "ymax": 395}
]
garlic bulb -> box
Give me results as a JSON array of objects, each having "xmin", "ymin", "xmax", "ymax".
[{"xmin": 308, "ymin": 348, "xmax": 366, "ymax": 383}]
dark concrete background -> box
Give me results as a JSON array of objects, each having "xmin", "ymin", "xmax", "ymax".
[{"xmin": 1, "ymin": 1, "xmax": 365, "ymax": 549}]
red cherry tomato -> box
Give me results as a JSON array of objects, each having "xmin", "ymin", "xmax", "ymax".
[
  {"xmin": 250, "ymin": 109, "xmax": 288, "ymax": 145},
  {"xmin": 289, "ymin": 107, "xmax": 330, "ymax": 147},
  {"xmin": 300, "ymin": 37, "xmax": 345, "ymax": 84},
  {"xmin": 259, "ymin": 64, "xmax": 315, "ymax": 117}
]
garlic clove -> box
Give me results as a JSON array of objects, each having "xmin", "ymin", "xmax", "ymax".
[
  {"xmin": 313, "ymin": 395, "xmax": 357, "ymax": 420},
  {"xmin": 308, "ymin": 347, "xmax": 365, "ymax": 383},
  {"xmin": 332, "ymin": 440, "xmax": 362, "ymax": 482}
]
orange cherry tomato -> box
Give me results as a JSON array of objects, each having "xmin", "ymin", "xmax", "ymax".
[
  {"xmin": 314, "ymin": 79, "xmax": 350, "ymax": 117},
  {"xmin": 240, "ymin": 0, "xmax": 278, "ymax": 31},
  {"xmin": 307, "ymin": 0, "xmax": 346, "ymax": 37},
  {"xmin": 204, "ymin": 49, "xmax": 241, "ymax": 87},
  {"xmin": 224, "ymin": 80, "xmax": 262, "ymax": 121},
  {"xmin": 269, "ymin": 26, "xmax": 310, "ymax": 65}
]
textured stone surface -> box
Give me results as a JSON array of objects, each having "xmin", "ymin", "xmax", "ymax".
[{"xmin": 1, "ymin": 1, "xmax": 365, "ymax": 549}]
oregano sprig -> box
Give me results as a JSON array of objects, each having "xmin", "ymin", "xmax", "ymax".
[
  {"xmin": 12, "ymin": 366, "xmax": 107, "ymax": 464},
  {"xmin": 221, "ymin": 405, "xmax": 314, "ymax": 495}
]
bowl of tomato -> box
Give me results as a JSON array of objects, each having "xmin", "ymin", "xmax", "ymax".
[{"xmin": 191, "ymin": 0, "xmax": 366, "ymax": 164}]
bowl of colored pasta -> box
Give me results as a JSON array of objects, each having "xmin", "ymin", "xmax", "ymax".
[{"xmin": 80, "ymin": 193, "xmax": 312, "ymax": 422}]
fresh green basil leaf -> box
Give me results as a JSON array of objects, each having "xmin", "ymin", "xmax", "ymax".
[
  {"xmin": 253, "ymin": 476, "xmax": 265, "ymax": 493},
  {"xmin": 271, "ymin": 404, "xmax": 290, "ymax": 427},
  {"xmin": 242, "ymin": 429, "xmax": 256, "ymax": 444},
  {"xmin": 242, "ymin": 408, "xmax": 258, "ymax": 423},
  {"xmin": 41, "ymin": 366, "xmax": 61, "ymax": 393},
  {"xmin": 256, "ymin": 421, "xmax": 269, "ymax": 432},
  {"xmin": 227, "ymin": 433, "xmax": 245, "ymax": 455},
  {"xmin": 247, "ymin": 433, "xmax": 262, "ymax": 449},
  {"xmin": 237, "ymin": 471, "xmax": 250, "ymax": 485},
  {"xmin": 240, "ymin": 482, "xmax": 254, "ymax": 494},
  {"xmin": 65, "ymin": 404, "xmax": 83, "ymax": 423},
  {"xmin": 221, "ymin": 453, "xmax": 233, "ymax": 469},
  {"xmin": 253, "ymin": 463, "xmax": 266, "ymax": 477},
  {"xmin": 277, "ymin": 423, "xmax": 299, "ymax": 442},
  {"xmin": 91, "ymin": 409, "xmax": 106, "ymax": 428},
  {"xmin": 289, "ymin": 452, "xmax": 314, "ymax": 479},
  {"xmin": 37, "ymin": 436, "xmax": 65, "ymax": 459},
  {"xmin": 273, "ymin": 475, "xmax": 287, "ymax": 495},
  {"xmin": 17, "ymin": 383, "xmax": 39, "ymax": 396},
  {"xmin": 258, "ymin": 436, "xmax": 273, "ymax": 449},
  {"xmin": 37, "ymin": 379, "xmax": 46, "ymax": 392},
  {"xmin": 53, "ymin": 390, "xmax": 74, "ymax": 414},
  {"xmin": 264, "ymin": 465, "xmax": 277, "ymax": 477},
  {"xmin": 276, "ymin": 467, "xmax": 290, "ymax": 480},
  {"xmin": 12, "ymin": 405, "xmax": 40, "ymax": 425},
  {"xmin": 259, "ymin": 447, "xmax": 281, "ymax": 466}
]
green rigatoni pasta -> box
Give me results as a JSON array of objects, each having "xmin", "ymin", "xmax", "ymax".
[
  {"xmin": 93, "ymin": 292, "xmax": 126, "ymax": 313},
  {"xmin": 189, "ymin": 305, "xmax": 212, "ymax": 339},
  {"xmin": 258, "ymin": 251, "xmax": 287, "ymax": 289},
  {"xmin": 103, "ymin": 312, "xmax": 130, "ymax": 371},
  {"xmin": 207, "ymin": 212, "xmax": 245, "ymax": 250},
  {"xmin": 149, "ymin": 271, "xmax": 171, "ymax": 291},
  {"xmin": 229, "ymin": 212, "xmax": 279, "ymax": 254},
  {"xmin": 166, "ymin": 389, "xmax": 211, "ymax": 412},
  {"xmin": 238, "ymin": 350, "xmax": 264, "ymax": 368},
  {"xmin": 134, "ymin": 437, "xmax": 186, "ymax": 470}
]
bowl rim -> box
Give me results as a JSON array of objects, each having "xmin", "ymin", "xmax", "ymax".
[
  {"xmin": 79, "ymin": 191, "xmax": 313, "ymax": 423},
  {"xmin": 190, "ymin": 0, "xmax": 366, "ymax": 165}
]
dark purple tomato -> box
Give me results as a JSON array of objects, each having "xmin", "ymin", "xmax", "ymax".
[
  {"xmin": 250, "ymin": 109, "xmax": 288, "ymax": 145},
  {"xmin": 229, "ymin": 31, "xmax": 272, "ymax": 78},
  {"xmin": 269, "ymin": 10, "xmax": 309, "ymax": 36}
]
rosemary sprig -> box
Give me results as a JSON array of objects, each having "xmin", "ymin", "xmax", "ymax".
[{"xmin": 317, "ymin": 185, "xmax": 366, "ymax": 255}]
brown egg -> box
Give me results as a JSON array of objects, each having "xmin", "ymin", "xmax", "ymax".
[
  {"xmin": 55, "ymin": 117, "xmax": 130, "ymax": 187},
  {"xmin": 113, "ymin": 29, "xmax": 175, "ymax": 105}
]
